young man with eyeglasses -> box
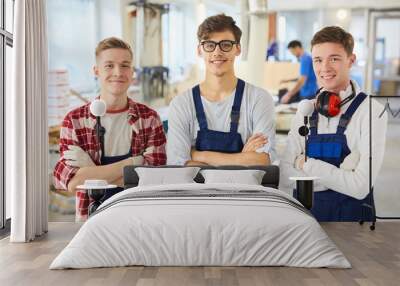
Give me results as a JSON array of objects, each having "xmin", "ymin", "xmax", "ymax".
[{"xmin": 167, "ymin": 14, "xmax": 276, "ymax": 166}]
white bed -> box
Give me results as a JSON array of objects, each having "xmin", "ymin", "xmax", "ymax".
[{"xmin": 50, "ymin": 183, "xmax": 351, "ymax": 269}]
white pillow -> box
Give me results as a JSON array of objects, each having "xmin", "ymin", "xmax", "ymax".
[
  {"xmin": 200, "ymin": 169, "xmax": 266, "ymax": 185},
  {"xmin": 136, "ymin": 167, "xmax": 200, "ymax": 186}
]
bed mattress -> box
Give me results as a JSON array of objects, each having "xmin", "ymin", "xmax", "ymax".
[{"xmin": 50, "ymin": 183, "xmax": 350, "ymax": 269}]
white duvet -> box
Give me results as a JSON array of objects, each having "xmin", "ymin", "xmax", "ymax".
[{"xmin": 50, "ymin": 183, "xmax": 350, "ymax": 269}]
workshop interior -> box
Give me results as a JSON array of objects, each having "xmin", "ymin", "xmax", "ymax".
[{"xmin": 1, "ymin": 0, "xmax": 400, "ymax": 285}]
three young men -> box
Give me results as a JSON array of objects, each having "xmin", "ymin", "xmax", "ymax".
[{"xmin": 54, "ymin": 17, "xmax": 387, "ymax": 223}]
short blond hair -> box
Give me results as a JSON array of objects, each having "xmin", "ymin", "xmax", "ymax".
[{"xmin": 95, "ymin": 37, "xmax": 133, "ymax": 59}]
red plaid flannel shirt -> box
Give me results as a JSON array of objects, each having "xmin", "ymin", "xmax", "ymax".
[{"xmin": 53, "ymin": 98, "xmax": 166, "ymax": 221}]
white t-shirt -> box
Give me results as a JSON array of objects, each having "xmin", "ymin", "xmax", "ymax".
[
  {"xmin": 279, "ymin": 81, "xmax": 388, "ymax": 200},
  {"xmin": 166, "ymin": 81, "xmax": 276, "ymax": 165},
  {"xmin": 101, "ymin": 109, "xmax": 132, "ymax": 157}
]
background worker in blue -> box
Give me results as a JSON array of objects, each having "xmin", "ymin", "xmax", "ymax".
[
  {"xmin": 280, "ymin": 40, "xmax": 318, "ymax": 104},
  {"xmin": 279, "ymin": 26, "xmax": 387, "ymax": 221},
  {"xmin": 167, "ymin": 14, "xmax": 276, "ymax": 166}
]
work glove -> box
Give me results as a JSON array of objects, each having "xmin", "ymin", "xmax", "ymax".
[
  {"xmin": 294, "ymin": 154, "xmax": 306, "ymax": 170},
  {"xmin": 340, "ymin": 151, "xmax": 360, "ymax": 171},
  {"xmin": 64, "ymin": 145, "xmax": 95, "ymax": 168},
  {"xmin": 131, "ymin": 155, "xmax": 144, "ymax": 165}
]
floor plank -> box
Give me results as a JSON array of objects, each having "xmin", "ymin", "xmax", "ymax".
[{"xmin": 0, "ymin": 222, "xmax": 399, "ymax": 286}]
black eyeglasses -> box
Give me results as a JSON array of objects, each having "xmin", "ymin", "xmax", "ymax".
[{"xmin": 200, "ymin": 40, "xmax": 238, "ymax": 52}]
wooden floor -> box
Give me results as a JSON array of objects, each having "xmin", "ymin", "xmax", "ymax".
[{"xmin": 0, "ymin": 222, "xmax": 399, "ymax": 286}]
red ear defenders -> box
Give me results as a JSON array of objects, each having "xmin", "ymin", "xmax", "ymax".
[{"xmin": 315, "ymin": 82, "xmax": 356, "ymax": 117}]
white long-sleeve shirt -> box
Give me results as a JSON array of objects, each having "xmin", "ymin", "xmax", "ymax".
[{"xmin": 279, "ymin": 81, "xmax": 388, "ymax": 200}]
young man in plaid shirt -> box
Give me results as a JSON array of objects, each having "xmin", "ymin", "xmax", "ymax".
[{"xmin": 53, "ymin": 37, "xmax": 167, "ymax": 221}]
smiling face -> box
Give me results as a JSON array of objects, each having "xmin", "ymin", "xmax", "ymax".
[
  {"xmin": 311, "ymin": 42, "xmax": 355, "ymax": 93},
  {"xmin": 198, "ymin": 30, "xmax": 241, "ymax": 77},
  {"xmin": 94, "ymin": 48, "xmax": 133, "ymax": 97}
]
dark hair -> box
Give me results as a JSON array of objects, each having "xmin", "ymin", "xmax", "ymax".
[
  {"xmin": 311, "ymin": 26, "xmax": 354, "ymax": 55},
  {"xmin": 95, "ymin": 37, "xmax": 133, "ymax": 59},
  {"xmin": 287, "ymin": 40, "xmax": 302, "ymax": 49},
  {"xmin": 197, "ymin": 14, "xmax": 242, "ymax": 43}
]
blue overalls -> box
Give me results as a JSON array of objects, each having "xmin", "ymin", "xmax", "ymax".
[
  {"xmin": 297, "ymin": 92, "xmax": 373, "ymax": 222},
  {"xmin": 192, "ymin": 79, "xmax": 245, "ymax": 153},
  {"xmin": 100, "ymin": 149, "xmax": 132, "ymax": 201}
]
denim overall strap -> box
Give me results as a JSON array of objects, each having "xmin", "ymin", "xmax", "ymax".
[
  {"xmin": 337, "ymin": 92, "xmax": 367, "ymax": 135},
  {"xmin": 100, "ymin": 149, "xmax": 133, "ymax": 201},
  {"xmin": 301, "ymin": 92, "xmax": 371, "ymax": 222},
  {"xmin": 101, "ymin": 151, "xmax": 132, "ymax": 165},
  {"xmin": 192, "ymin": 85, "xmax": 208, "ymax": 130},
  {"xmin": 230, "ymin": 79, "xmax": 245, "ymax": 133},
  {"xmin": 309, "ymin": 110, "xmax": 319, "ymax": 136}
]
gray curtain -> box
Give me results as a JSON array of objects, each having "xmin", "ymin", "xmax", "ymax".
[{"xmin": 9, "ymin": 0, "xmax": 48, "ymax": 242}]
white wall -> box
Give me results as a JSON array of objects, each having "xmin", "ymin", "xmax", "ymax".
[
  {"xmin": 269, "ymin": 0, "xmax": 400, "ymax": 11},
  {"xmin": 277, "ymin": 10, "xmax": 320, "ymax": 60},
  {"xmin": 319, "ymin": 8, "xmax": 351, "ymax": 30},
  {"xmin": 236, "ymin": 14, "xmax": 269, "ymax": 88},
  {"xmin": 349, "ymin": 10, "xmax": 367, "ymax": 61},
  {"xmin": 47, "ymin": 0, "xmax": 97, "ymax": 93},
  {"xmin": 95, "ymin": 0, "xmax": 123, "ymax": 40},
  {"xmin": 166, "ymin": 2, "xmax": 198, "ymax": 81},
  {"xmin": 377, "ymin": 18, "xmax": 400, "ymax": 60}
]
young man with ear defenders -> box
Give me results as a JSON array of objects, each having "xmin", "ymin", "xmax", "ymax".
[{"xmin": 279, "ymin": 26, "xmax": 388, "ymax": 222}]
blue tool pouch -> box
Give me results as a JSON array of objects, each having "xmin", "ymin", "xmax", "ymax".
[{"xmin": 196, "ymin": 129, "xmax": 243, "ymax": 153}]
